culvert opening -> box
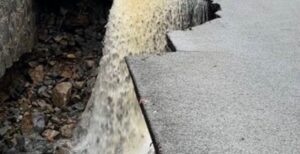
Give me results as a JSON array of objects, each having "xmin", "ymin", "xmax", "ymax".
[{"xmin": 0, "ymin": 0, "xmax": 111, "ymax": 153}]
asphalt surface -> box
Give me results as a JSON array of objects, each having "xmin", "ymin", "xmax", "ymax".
[{"xmin": 127, "ymin": 0, "xmax": 300, "ymax": 153}]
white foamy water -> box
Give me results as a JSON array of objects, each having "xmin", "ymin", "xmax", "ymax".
[{"xmin": 69, "ymin": 0, "xmax": 210, "ymax": 153}]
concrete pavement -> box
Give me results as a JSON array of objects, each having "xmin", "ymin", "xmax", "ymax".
[
  {"xmin": 127, "ymin": 51, "xmax": 300, "ymax": 153},
  {"xmin": 127, "ymin": 0, "xmax": 300, "ymax": 153}
]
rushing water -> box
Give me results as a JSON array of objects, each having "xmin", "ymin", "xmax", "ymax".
[{"xmin": 69, "ymin": 0, "xmax": 210, "ymax": 153}]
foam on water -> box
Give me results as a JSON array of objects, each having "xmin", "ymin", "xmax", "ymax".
[{"xmin": 70, "ymin": 0, "xmax": 210, "ymax": 153}]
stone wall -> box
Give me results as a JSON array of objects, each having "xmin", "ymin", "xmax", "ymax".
[{"xmin": 0, "ymin": 0, "xmax": 36, "ymax": 77}]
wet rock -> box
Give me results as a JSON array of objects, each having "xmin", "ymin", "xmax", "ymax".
[
  {"xmin": 76, "ymin": 15, "xmax": 90, "ymax": 27},
  {"xmin": 42, "ymin": 129, "xmax": 60, "ymax": 142},
  {"xmin": 37, "ymin": 99, "xmax": 54, "ymax": 112},
  {"xmin": 5, "ymin": 148, "xmax": 18, "ymax": 154},
  {"xmin": 53, "ymin": 35, "xmax": 69, "ymax": 46},
  {"xmin": 65, "ymin": 15, "xmax": 90, "ymax": 28},
  {"xmin": 68, "ymin": 38, "xmax": 76, "ymax": 46},
  {"xmin": 29, "ymin": 65, "xmax": 45, "ymax": 83},
  {"xmin": 60, "ymin": 40, "xmax": 69, "ymax": 46},
  {"xmin": 18, "ymin": 98, "xmax": 31, "ymax": 111},
  {"xmin": 48, "ymin": 71, "xmax": 60, "ymax": 79},
  {"xmin": 32, "ymin": 112, "xmax": 46, "ymax": 133},
  {"xmin": 61, "ymin": 117, "xmax": 76, "ymax": 125},
  {"xmin": 0, "ymin": 91, "xmax": 9, "ymax": 103},
  {"xmin": 9, "ymin": 78, "xmax": 26, "ymax": 99},
  {"xmin": 71, "ymin": 94, "xmax": 81, "ymax": 102},
  {"xmin": 72, "ymin": 102, "xmax": 85, "ymax": 111},
  {"xmin": 28, "ymin": 61, "xmax": 39, "ymax": 68},
  {"xmin": 51, "ymin": 116, "xmax": 62, "ymax": 124},
  {"xmin": 90, "ymin": 68, "xmax": 99, "ymax": 77},
  {"xmin": 49, "ymin": 61, "xmax": 56, "ymax": 66},
  {"xmin": 55, "ymin": 146, "xmax": 71, "ymax": 154},
  {"xmin": 87, "ymin": 77, "xmax": 96, "ymax": 89},
  {"xmin": 17, "ymin": 115, "xmax": 24, "ymax": 122},
  {"xmin": 18, "ymin": 136, "xmax": 54, "ymax": 153},
  {"xmin": 7, "ymin": 107, "xmax": 21, "ymax": 123},
  {"xmin": 74, "ymin": 35, "xmax": 85, "ymax": 47},
  {"xmin": 51, "ymin": 45, "xmax": 63, "ymax": 56},
  {"xmin": 36, "ymin": 99, "xmax": 47, "ymax": 108},
  {"xmin": 44, "ymin": 79, "xmax": 55, "ymax": 86},
  {"xmin": 84, "ymin": 27, "xmax": 98, "ymax": 39},
  {"xmin": 37, "ymin": 86, "xmax": 48, "ymax": 96},
  {"xmin": 60, "ymin": 124, "xmax": 75, "ymax": 138},
  {"xmin": 54, "ymin": 107, "xmax": 62, "ymax": 113},
  {"xmin": 60, "ymin": 66, "xmax": 73, "ymax": 79},
  {"xmin": 21, "ymin": 112, "xmax": 33, "ymax": 136},
  {"xmin": 74, "ymin": 81, "xmax": 85, "ymax": 89},
  {"xmin": 0, "ymin": 142, "xmax": 9, "ymax": 153},
  {"xmin": 0, "ymin": 125, "xmax": 10, "ymax": 136},
  {"xmin": 53, "ymin": 35, "xmax": 65, "ymax": 43},
  {"xmin": 46, "ymin": 121, "xmax": 55, "ymax": 130},
  {"xmin": 66, "ymin": 54, "xmax": 76, "ymax": 59},
  {"xmin": 15, "ymin": 136, "xmax": 26, "ymax": 152},
  {"xmin": 73, "ymin": 66, "xmax": 85, "ymax": 80},
  {"xmin": 52, "ymin": 82, "xmax": 72, "ymax": 107},
  {"xmin": 38, "ymin": 29, "xmax": 50, "ymax": 43},
  {"xmin": 85, "ymin": 60, "xmax": 95, "ymax": 68},
  {"xmin": 75, "ymin": 29, "xmax": 84, "ymax": 36},
  {"xmin": 47, "ymin": 13, "xmax": 56, "ymax": 26}
]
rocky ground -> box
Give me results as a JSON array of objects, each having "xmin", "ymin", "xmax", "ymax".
[{"xmin": 0, "ymin": 1, "xmax": 109, "ymax": 153}]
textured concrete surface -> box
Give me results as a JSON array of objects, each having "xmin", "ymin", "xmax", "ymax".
[
  {"xmin": 127, "ymin": 0, "xmax": 300, "ymax": 153},
  {"xmin": 0, "ymin": 0, "xmax": 36, "ymax": 77},
  {"xmin": 127, "ymin": 52, "xmax": 300, "ymax": 153},
  {"xmin": 168, "ymin": 0, "xmax": 300, "ymax": 60}
]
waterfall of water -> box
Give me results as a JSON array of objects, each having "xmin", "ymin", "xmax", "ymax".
[{"xmin": 70, "ymin": 0, "xmax": 210, "ymax": 153}]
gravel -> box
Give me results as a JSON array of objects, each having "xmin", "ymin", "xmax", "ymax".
[{"xmin": 0, "ymin": 0, "xmax": 109, "ymax": 153}]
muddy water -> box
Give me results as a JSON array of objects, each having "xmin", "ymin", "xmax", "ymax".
[{"xmin": 70, "ymin": 0, "xmax": 210, "ymax": 153}]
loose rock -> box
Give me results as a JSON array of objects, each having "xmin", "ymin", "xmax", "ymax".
[
  {"xmin": 32, "ymin": 112, "xmax": 46, "ymax": 133},
  {"xmin": 29, "ymin": 65, "xmax": 45, "ymax": 83},
  {"xmin": 52, "ymin": 82, "xmax": 72, "ymax": 107},
  {"xmin": 0, "ymin": 0, "xmax": 107, "ymax": 152},
  {"xmin": 37, "ymin": 86, "xmax": 48, "ymax": 97},
  {"xmin": 21, "ymin": 112, "xmax": 33, "ymax": 136},
  {"xmin": 85, "ymin": 60, "xmax": 95, "ymax": 68},
  {"xmin": 74, "ymin": 81, "xmax": 85, "ymax": 89},
  {"xmin": 37, "ymin": 99, "xmax": 53, "ymax": 112},
  {"xmin": 55, "ymin": 146, "xmax": 71, "ymax": 154},
  {"xmin": 60, "ymin": 124, "xmax": 75, "ymax": 138},
  {"xmin": 0, "ymin": 125, "xmax": 10, "ymax": 137},
  {"xmin": 0, "ymin": 92, "xmax": 9, "ymax": 103},
  {"xmin": 60, "ymin": 66, "xmax": 73, "ymax": 79},
  {"xmin": 42, "ymin": 129, "xmax": 60, "ymax": 142},
  {"xmin": 66, "ymin": 54, "xmax": 76, "ymax": 59}
]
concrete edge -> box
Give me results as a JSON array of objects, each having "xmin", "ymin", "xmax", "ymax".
[{"xmin": 125, "ymin": 56, "xmax": 161, "ymax": 154}]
